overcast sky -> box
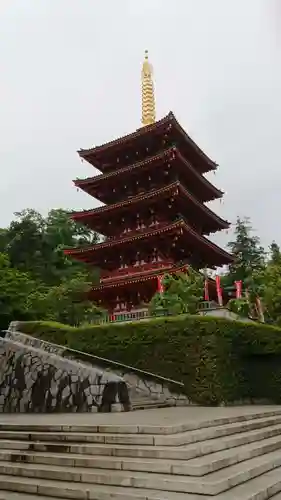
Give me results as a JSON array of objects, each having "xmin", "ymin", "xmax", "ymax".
[{"xmin": 1, "ymin": 0, "xmax": 280, "ymax": 250}]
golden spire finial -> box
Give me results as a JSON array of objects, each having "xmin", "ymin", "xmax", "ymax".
[{"xmin": 141, "ymin": 50, "xmax": 156, "ymax": 126}]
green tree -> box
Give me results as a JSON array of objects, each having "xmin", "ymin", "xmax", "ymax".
[
  {"xmin": 27, "ymin": 273, "xmax": 104, "ymax": 326},
  {"xmin": 0, "ymin": 208, "xmax": 103, "ymax": 327},
  {"xmin": 42, "ymin": 209, "xmax": 100, "ymax": 285},
  {"xmin": 3, "ymin": 208, "xmax": 100, "ymax": 285},
  {"xmin": 0, "ymin": 229, "xmax": 8, "ymax": 253},
  {"xmin": 252, "ymin": 243, "xmax": 281, "ymax": 324},
  {"xmin": 5, "ymin": 209, "xmax": 46, "ymax": 280},
  {"xmin": 268, "ymin": 241, "xmax": 281, "ymax": 266},
  {"xmin": 224, "ymin": 217, "xmax": 265, "ymax": 291},
  {"xmin": 224, "ymin": 239, "xmax": 281, "ymax": 325},
  {"xmin": 0, "ymin": 253, "xmax": 36, "ymax": 330},
  {"xmin": 149, "ymin": 269, "xmax": 203, "ymax": 316},
  {"xmin": 228, "ymin": 298, "xmax": 250, "ymax": 317},
  {"xmin": 45, "ymin": 208, "xmax": 99, "ymax": 247}
]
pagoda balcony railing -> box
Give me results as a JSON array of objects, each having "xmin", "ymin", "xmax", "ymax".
[
  {"xmin": 90, "ymin": 301, "xmax": 221, "ymax": 325},
  {"xmin": 111, "ymin": 309, "xmax": 150, "ymax": 323},
  {"xmin": 91, "ymin": 308, "xmax": 150, "ymax": 325},
  {"xmin": 100, "ymin": 260, "xmax": 175, "ymax": 282}
]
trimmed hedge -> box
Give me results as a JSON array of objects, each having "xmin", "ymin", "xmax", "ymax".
[{"xmin": 18, "ymin": 316, "xmax": 281, "ymax": 405}]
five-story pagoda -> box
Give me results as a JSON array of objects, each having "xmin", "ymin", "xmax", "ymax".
[{"xmin": 65, "ymin": 51, "xmax": 232, "ymax": 315}]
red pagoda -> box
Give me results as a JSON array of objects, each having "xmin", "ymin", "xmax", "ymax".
[{"xmin": 65, "ymin": 51, "xmax": 232, "ymax": 315}]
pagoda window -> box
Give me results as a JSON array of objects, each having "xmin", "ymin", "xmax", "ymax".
[
  {"xmin": 134, "ymin": 252, "xmax": 141, "ymax": 266},
  {"xmin": 152, "ymin": 248, "xmax": 158, "ymax": 263}
]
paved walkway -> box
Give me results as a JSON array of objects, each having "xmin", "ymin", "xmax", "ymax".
[{"xmin": 0, "ymin": 405, "xmax": 280, "ymax": 427}]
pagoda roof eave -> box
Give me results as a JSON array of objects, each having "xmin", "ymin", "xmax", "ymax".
[
  {"xmin": 170, "ymin": 113, "xmax": 217, "ymax": 171},
  {"xmin": 91, "ymin": 263, "xmax": 189, "ymax": 291},
  {"xmin": 90, "ymin": 266, "xmax": 219, "ymax": 293},
  {"xmin": 78, "ymin": 112, "xmax": 217, "ymax": 172},
  {"xmin": 74, "ymin": 147, "xmax": 223, "ymax": 202},
  {"xmin": 78, "ymin": 114, "xmax": 170, "ymax": 158},
  {"xmin": 70, "ymin": 181, "xmax": 230, "ymax": 232},
  {"xmin": 64, "ymin": 219, "xmax": 233, "ymax": 266},
  {"xmin": 74, "ymin": 147, "xmax": 173, "ymax": 187}
]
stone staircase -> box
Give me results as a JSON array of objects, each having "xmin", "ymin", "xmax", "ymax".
[{"xmin": 1, "ymin": 408, "xmax": 281, "ymax": 498}]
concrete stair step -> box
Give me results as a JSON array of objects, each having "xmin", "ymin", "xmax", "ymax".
[
  {"xmin": 0, "ymin": 474, "xmax": 201, "ymax": 499},
  {"xmin": 1, "ymin": 431, "xmax": 281, "ymax": 476},
  {"xmin": 2, "ymin": 421, "xmax": 281, "ymax": 460},
  {"xmin": 183, "ymin": 432, "xmax": 281, "ymax": 475},
  {"xmin": 0, "ymin": 495, "xmax": 59, "ymax": 500},
  {"xmin": 0, "ymin": 494, "xmax": 63, "ymax": 500},
  {"xmin": 1, "ymin": 408, "xmax": 280, "ymax": 435},
  {"xmin": 1, "ymin": 414, "xmax": 281, "ymax": 447},
  {"xmin": 1, "ymin": 467, "xmax": 281, "ymax": 499},
  {"xmin": 1, "ymin": 449, "xmax": 281, "ymax": 494},
  {"xmin": 132, "ymin": 401, "xmax": 172, "ymax": 410}
]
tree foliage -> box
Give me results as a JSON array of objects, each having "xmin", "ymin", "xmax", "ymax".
[
  {"xmin": 0, "ymin": 209, "xmax": 102, "ymax": 329},
  {"xmin": 225, "ymin": 217, "xmax": 265, "ymax": 289},
  {"xmin": 223, "ymin": 217, "xmax": 281, "ymax": 325},
  {"xmin": 4, "ymin": 208, "xmax": 99, "ymax": 285},
  {"xmin": 0, "ymin": 253, "xmax": 35, "ymax": 329},
  {"xmin": 228, "ymin": 298, "xmax": 250, "ymax": 317},
  {"xmin": 26, "ymin": 274, "xmax": 104, "ymax": 326},
  {"xmin": 252, "ymin": 242, "xmax": 281, "ymax": 325},
  {"xmin": 149, "ymin": 269, "xmax": 203, "ymax": 316}
]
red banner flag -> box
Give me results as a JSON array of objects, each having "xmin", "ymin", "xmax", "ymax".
[
  {"xmin": 157, "ymin": 275, "xmax": 164, "ymax": 294},
  {"xmin": 235, "ymin": 280, "xmax": 242, "ymax": 299},
  {"xmin": 215, "ymin": 275, "xmax": 223, "ymax": 306}
]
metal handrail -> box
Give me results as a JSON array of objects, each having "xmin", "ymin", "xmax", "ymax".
[{"xmin": 6, "ymin": 329, "xmax": 185, "ymax": 388}]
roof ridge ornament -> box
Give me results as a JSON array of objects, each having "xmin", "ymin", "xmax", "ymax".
[{"xmin": 141, "ymin": 50, "xmax": 156, "ymax": 126}]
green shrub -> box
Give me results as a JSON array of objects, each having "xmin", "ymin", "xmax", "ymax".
[{"xmin": 18, "ymin": 316, "xmax": 281, "ymax": 405}]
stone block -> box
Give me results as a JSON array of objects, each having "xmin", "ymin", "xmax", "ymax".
[{"xmin": 62, "ymin": 386, "xmax": 71, "ymax": 399}]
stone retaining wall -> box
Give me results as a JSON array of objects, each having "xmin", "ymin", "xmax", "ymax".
[
  {"xmin": 7, "ymin": 324, "xmax": 190, "ymax": 406},
  {"xmin": 0, "ymin": 336, "xmax": 130, "ymax": 413}
]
